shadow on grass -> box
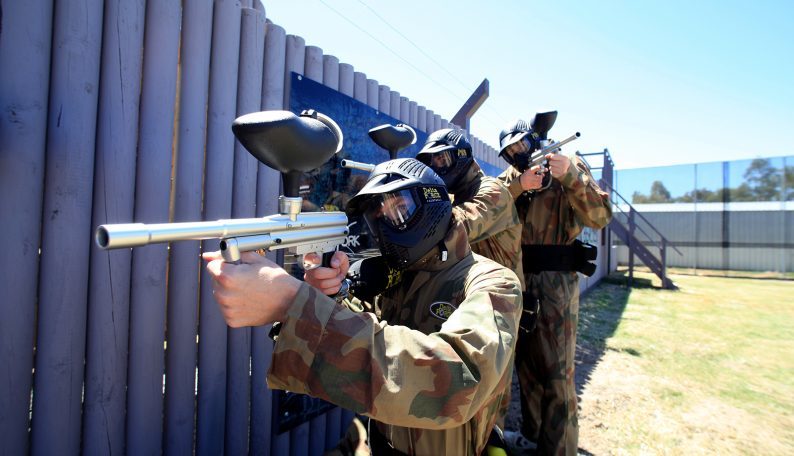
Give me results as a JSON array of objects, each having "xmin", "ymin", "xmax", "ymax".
[
  {"xmin": 506, "ymin": 270, "xmax": 661, "ymax": 455},
  {"xmin": 574, "ymin": 270, "xmax": 654, "ymax": 400}
]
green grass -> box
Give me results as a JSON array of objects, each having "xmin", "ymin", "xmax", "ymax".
[{"xmin": 577, "ymin": 271, "xmax": 794, "ymax": 455}]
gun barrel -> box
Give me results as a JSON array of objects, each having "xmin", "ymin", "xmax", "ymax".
[
  {"xmin": 540, "ymin": 132, "xmax": 581, "ymax": 155},
  {"xmin": 341, "ymin": 159, "xmax": 376, "ymax": 172},
  {"xmin": 95, "ymin": 212, "xmax": 348, "ymax": 249}
]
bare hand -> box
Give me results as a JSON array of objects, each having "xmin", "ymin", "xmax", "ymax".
[
  {"xmin": 203, "ymin": 250, "xmax": 300, "ymax": 328},
  {"xmin": 303, "ymin": 251, "xmax": 350, "ymax": 295},
  {"xmin": 546, "ymin": 153, "xmax": 571, "ymax": 178},
  {"xmin": 520, "ymin": 165, "xmax": 547, "ymax": 191}
]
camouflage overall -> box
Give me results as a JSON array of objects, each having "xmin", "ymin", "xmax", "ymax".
[
  {"xmin": 267, "ymin": 219, "xmax": 523, "ymax": 455},
  {"xmin": 452, "ymin": 161, "xmax": 524, "ymax": 290},
  {"xmin": 451, "ymin": 160, "xmax": 525, "ymax": 429},
  {"xmin": 499, "ymin": 153, "xmax": 611, "ymax": 455}
]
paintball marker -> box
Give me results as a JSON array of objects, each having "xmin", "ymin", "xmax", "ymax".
[
  {"xmin": 341, "ymin": 122, "xmax": 417, "ymax": 173},
  {"xmin": 338, "ymin": 255, "xmax": 404, "ymax": 303},
  {"xmin": 95, "ymin": 110, "xmax": 348, "ymax": 266},
  {"xmin": 514, "ymin": 111, "xmax": 580, "ymax": 191}
]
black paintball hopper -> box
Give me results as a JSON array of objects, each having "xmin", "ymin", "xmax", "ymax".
[
  {"xmin": 530, "ymin": 111, "xmax": 558, "ymax": 140},
  {"xmin": 368, "ymin": 123, "xmax": 417, "ymax": 159},
  {"xmin": 232, "ymin": 109, "xmax": 343, "ymax": 196}
]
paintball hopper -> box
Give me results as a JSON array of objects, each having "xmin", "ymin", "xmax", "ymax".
[
  {"xmin": 530, "ymin": 111, "xmax": 558, "ymax": 140},
  {"xmin": 368, "ymin": 123, "xmax": 417, "ymax": 159},
  {"xmin": 232, "ymin": 109, "xmax": 343, "ymax": 196},
  {"xmin": 347, "ymin": 255, "xmax": 403, "ymax": 302}
]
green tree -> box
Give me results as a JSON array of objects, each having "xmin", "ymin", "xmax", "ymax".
[
  {"xmin": 743, "ymin": 158, "xmax": 780, "ymax": 201},
  {"xmin": 648, "ymin": 180, "xmax": 672, "ymax": 202},
  {"xmin": 631, "ymin": 180, "xmax": 673, "ymax": 204},
  {"xmin": 631, "ymin": 191, "xmax": 649, "ymax": 204}
]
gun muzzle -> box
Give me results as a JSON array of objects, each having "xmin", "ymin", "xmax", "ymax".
[{"xmin": 341, "ymin": 159, "xmax": 376, "ymax": 173}]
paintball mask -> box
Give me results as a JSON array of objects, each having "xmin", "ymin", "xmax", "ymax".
[
  {"xmin": 347, "ymin": 159, "xmax": 452, "ymax": 270},
  {"xmin": 416, "ymin": 128, "xmax": 473, "ymax": 194},
  {"xmin": 498, "ymin": 119, "xmax": 538, "ymax": 172}
]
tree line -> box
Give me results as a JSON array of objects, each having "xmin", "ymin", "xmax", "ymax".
[{"xmin": 631, "ymin": 158, "xmax": 794, "ymax": 204}]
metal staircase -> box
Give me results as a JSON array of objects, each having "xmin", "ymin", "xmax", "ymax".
[
  {"xmin": 577, "ymin": 150, "xmax": 680, "ymax": 289},
  {"xmin": 600, "ymin": 180, "xmax": 680, "ymax": 289}
]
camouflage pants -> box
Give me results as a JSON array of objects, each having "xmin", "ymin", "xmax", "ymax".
[{"xmin": 515, "ymin": 271, "xmax": 579, "ymax": 456}]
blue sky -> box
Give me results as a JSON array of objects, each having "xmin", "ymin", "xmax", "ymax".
[{"xmin": 262, "ymin": 0, "xmax": 793, "ymax": 170}]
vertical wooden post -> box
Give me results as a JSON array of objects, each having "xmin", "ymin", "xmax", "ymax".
[
  {"xmin": 249, "ymin": 20, "xmax": 287, "ymax": 456},
  {"xmin": 126, "ymin": 2, "xmax": 181, "ymax": 454},
  {"xmin": 353, "ymin": 72, "xmax": 367, "ymax": 102},
  {"xmin": 409, "ymin": 101, "xmax": 418, "ymax": 128},
  {"xmin": 425, "ymin": 109, "xmax": 435, "ymax": 134},
  {"xmin": 378, "ymin": 85, "xmax": 391, "ymax": 114},
  {"xmin": 339, "ymin": 63, "xmax": 354, "ymax": 96},
  {"xmin": 0, "ymin": 1, "xmax": 54, "ymax": 453},
  {"xmin": 167, "ymin": 0, "xmax": 228, "ymax": 453},
  {"xmin": 226, "ymin": 8, "xmax": 266, "ymax": 455},
  {"xmin": 31, "ymin": 1, "xmax": 104, "ymax": 452},
  {"xmin": 366, "ymin": 79, "xmax": 378, "ymax": 109},
  {"xmin": 83, "ymin": 0, "xmax": 146, "ymax": 453},
  {"xmin": 416, "ymin": 105, "xmax": 427, "ymax": 132}
]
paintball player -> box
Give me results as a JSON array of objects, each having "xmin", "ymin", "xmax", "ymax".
[
  {"xmin": 497, "ymin": 117, "xmax": 612, "ymax": 455},
  {"xmin": 205, "ymin": 158, "xmax": 522, "ymax": 455},
  {"xmin": 415, "ymin": 128, "xmax": 524, "ymax": 290},
  {"xmin": 415, "ymin": 128, "xmax": 528, "ymax": 434}
]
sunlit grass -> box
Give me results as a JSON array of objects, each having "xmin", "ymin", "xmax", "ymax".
[{"xmin": 577, "ymin": 271, "xmax": 794, "ymax": 455}]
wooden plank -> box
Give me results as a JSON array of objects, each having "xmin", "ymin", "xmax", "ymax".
[
  {"xmin": 247, "ymin": 19, "xmax": 287, "ymax": 456},
  {"xmin": 323, "ymin": 55, "xmax": 340, "ymax": 91},
  {"xmin": 389, "ymin": 90, "xmax": 400, "ymax": 119},
  {"xmin": 83, "ymin": 1, "xmax": 147, "ymax": 452},
  {"xmin": 339, "ymin": 64, "xmax": 354, "ymax": 96},
  {"xmin": 378, "ymin": 85, "xmax": 390, "ymax": 115},
  {"xmin": 416, "ymin": 105, "xmax": 427, "ymax": 132},
  {"xmin": 125, "ymin": 1, "xmax": 182, "ymax": 454},
  {"xmin": 195, "ymin": 0, "xmax": 240, "ymax": 450},
  {"xmin": 163, "ymin": 0, "xmax": 215, "ymax": 454},
  {"xmin": 30, "ymin": 1, "xmax": 104, "ymax": 454},
  {"xmin": 284, "ymin": 34, "xmax": 305, "ymax": 108},
  {"xmin": 225, "ymin": 7, "xmax": 266, "ymax": 455},
  {"xmin": 0, "ymin": 1, "xmax": 53, "ymax": 453},
  {"xmin": 366, "ymin": 79, "xmax": 378, "ymax": 109}
]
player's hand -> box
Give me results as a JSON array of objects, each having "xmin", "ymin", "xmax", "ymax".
[
  {"xmin": 203, "ymin": 250, "xmax": 299, "ymax": 327},
  {"xmin": 303, "ymin": 251, "xmax": 350, "ymax": 295},
  {"xmin": 520, "ymin": 165, "xmax": 547, "ymax": 191},
  {"xmin": 547, "ymin": 153, "xmax": 571, "ymax": 178}
]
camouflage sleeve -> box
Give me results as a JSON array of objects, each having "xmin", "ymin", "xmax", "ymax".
[
  {"xmin": 557, "ymin": 154, "xmax": 612, "ymax": 229},
  {"xmin": 497, "ymin": 167, "xmax": 525, "ymax": 200},
  {"xmin": 267, "ymin": 269, "xmax": 522, "ymax": 429},
  {"xmin": 453, "ymin": 178, "xmax": 520, "ymax": 244}
]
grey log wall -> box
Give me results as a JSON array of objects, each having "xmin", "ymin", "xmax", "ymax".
[{"xmin": 0, "ymin": 1, "xmax": 509, "ymax": 454}]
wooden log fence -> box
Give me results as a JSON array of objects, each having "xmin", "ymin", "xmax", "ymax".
[{"xmin": 0, "ymin": 1, "xmax": 505, "ymax": 454}]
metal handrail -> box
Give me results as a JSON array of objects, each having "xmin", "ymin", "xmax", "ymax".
[{"xmin": 600, "ymin": 179, "xmax": 683, "ymax": 256}]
